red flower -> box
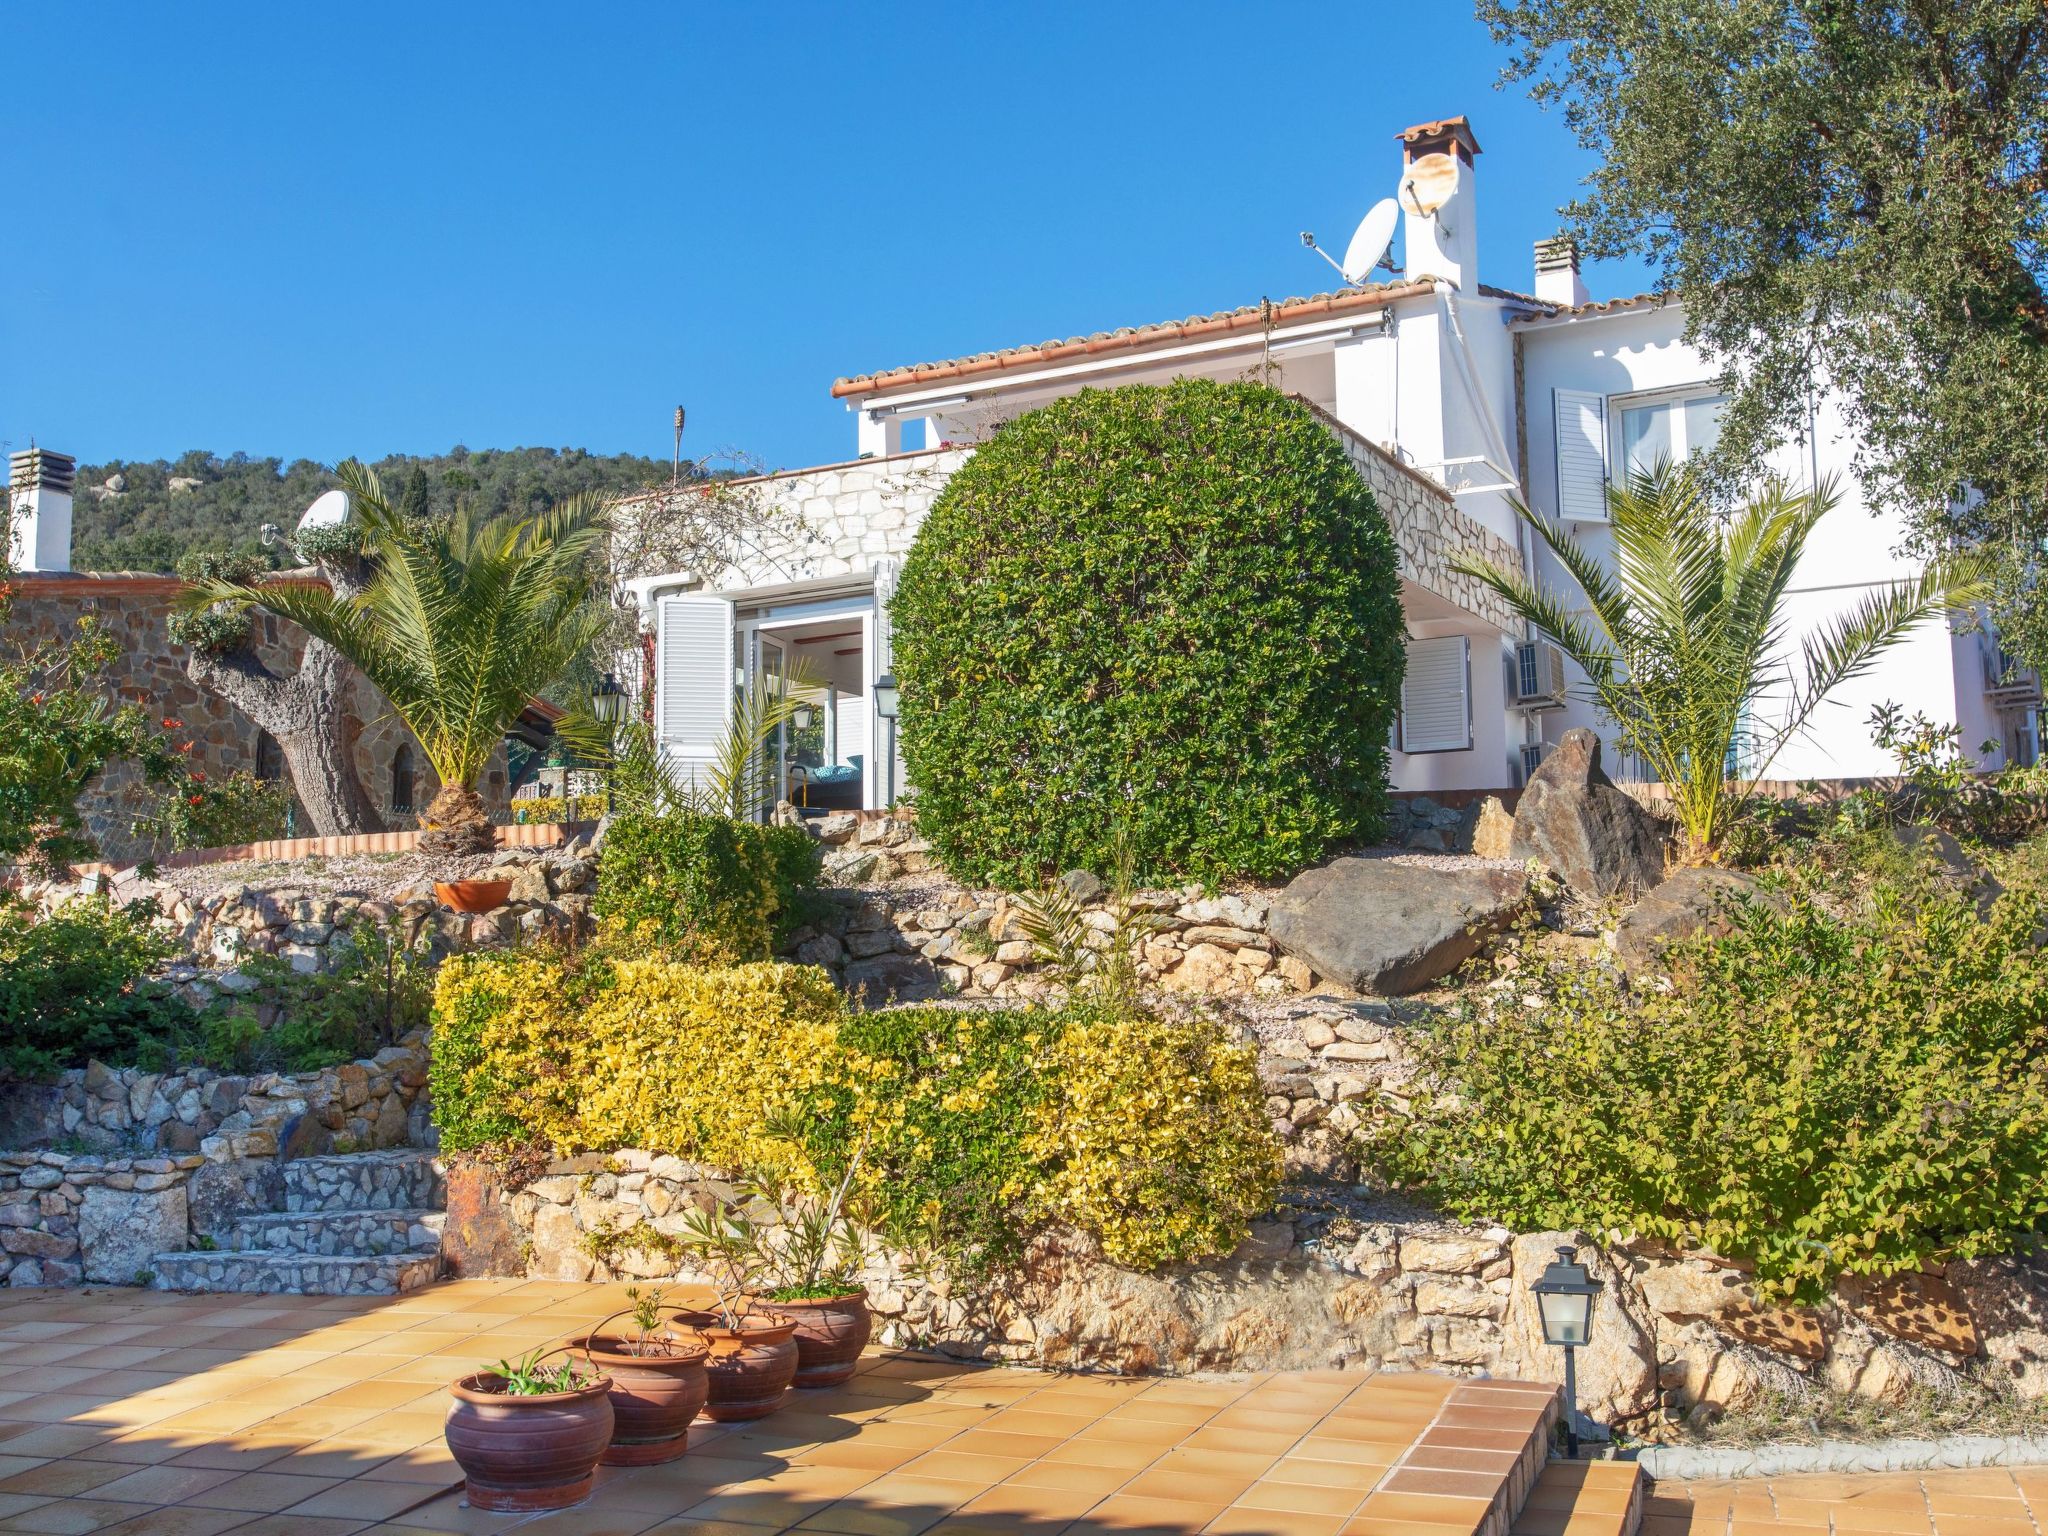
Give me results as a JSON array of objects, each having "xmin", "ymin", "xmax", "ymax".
[
  {"xmin": 178, "ymin": 741, "xmax": 196, "ymax": 754},
  {"xmin": 189, "ymin": 769, "xmax": 206, "ymax": 782},
  {"xmin": 188, "ymin": 794, "xmax": 204, "ymax": 806},
  {"xmin": 161, "ymin": 717, "xmax": 182, "ymax": 730}
]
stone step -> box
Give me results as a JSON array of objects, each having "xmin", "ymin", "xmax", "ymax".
[
  {"xmin": 147, "ymin": 1249, "xmax": 442, "ymax": 1296},
  {"xmin": 1510, "ymin": 1460, "xmax": 1644, "ymax": 1536},
  {"xmin": 280, "ymin": 1150, "xmax": 444, "ymax": 1213},
  {"xmin": 227, "ymin": 1208, "xmax": 445, "ymax": 1257}
]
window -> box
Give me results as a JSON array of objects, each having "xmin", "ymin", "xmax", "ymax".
[
  {"xmin": 1400, "ymin": 635, "xmax": 1472, "ymax": 753},
  {"xmin": 391, "ymin": 743, "xmax": 416, "ymax": 814},
  {"xmin": 253, "ymin": 730, "xmax": 283, "ymax": 782},
  {"xmin": 1614, "ymin": 389, "xmax": 1727, "ymax": 477}
]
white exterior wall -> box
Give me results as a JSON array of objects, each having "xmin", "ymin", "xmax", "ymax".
[{"xmin": 1516, "ymin": 304, "xmax": 2003, "ymax": 778}]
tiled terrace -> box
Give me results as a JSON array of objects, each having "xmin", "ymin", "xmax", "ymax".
[
  {"xmin": 1643, "ymin": 1467, "xmax": 2048, "ymax": 1536},
  {"xmin": 0, "ymin": 1280, "xmax": 1601, "ymax": 1536}
]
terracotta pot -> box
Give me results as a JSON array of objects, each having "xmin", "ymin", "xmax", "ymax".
[
  {"xmin": 435, "ymin": 877, "xmax": 513, "ymax": 914},
  {"xmin": 577, "ymin": 1332, "xmax": 710, "ymax": 1466},
  {"xmin": 770, "ymin": 1290, "xmax": 872, "ymax": 1389},
  {"xmin": 445, "ymin": 1370, "xmax": 614, "ymax": 1513},
  {"xmin": 668, "ymin": 1311, "xmax": 798, "ymax": 1422}
]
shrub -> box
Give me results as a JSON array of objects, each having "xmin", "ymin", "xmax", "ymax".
[
  {"xmin": 143, "ymin": 769, "xmax": 293, "ymax": 851},
  {"xmin": 573, "ymin": 959, "xmax": 845, "ymax": 1168},
  {"xmin": 188, "ymin": 919, "xmax": 433, "ymax": 1073},
  {"xmin": 890, "ymin": 378, "xmax": 1405, "ymax": 887},
  {"xmin": 593, "ymin": 811, "xmax": 820, "ymax": 961},
  {"xmin": 1025, "ymin": 1008, "xmax": 1280, "ymax": 1268},
  {"xmin": 166, "ymin": 549, "xmax": 264, "ymax": 656},
  {"xmin": 1366, "ymin": 855, "xmax": 2048, "ymax": 1303},
  {"xmin": 805, "ymin": 1006, "xmax": 1052, "ymax": 1268},
  {"xmin": 0, "ymin": 897, "xmax": 183, "ymax": 1082},
  {"xmin": 428, "ymin": 950, "xmax": 583, "ymax": 1152},
  {"xmin": 428, "ymin": 952, "xmax": 1280, "ymax": 1272},
  {"xmin": 510, "ymin": 794, "xmax": 606, "ymax": 824}
]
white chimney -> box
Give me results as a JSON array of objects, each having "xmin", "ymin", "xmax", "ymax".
[
  {"xmin": 1397, "ymin": 116, "xmax": 1481, "ymax": 290},
  {"xmin": 1534, "ymin": 237, "xmax": 1590, "ymax": 307},
  {"xmin": 7, "ymin": 449, "xmax": 75, "ymax": 572}
]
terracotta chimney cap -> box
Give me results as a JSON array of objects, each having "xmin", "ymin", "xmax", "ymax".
[{"xmin": 1395, "ymin": 115, "xmax": 1482, "ymax": 163}]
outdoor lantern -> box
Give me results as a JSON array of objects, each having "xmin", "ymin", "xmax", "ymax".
[
  {"xmin": 590, "ymin": 672, "xmax": 629, "ymax": 725},
  {"xmin": 873, "ymin": 674, "xmax": 901, "ymax": 720},
  {"xmin": 1530, "ymin": 1245, "xmax": 1602, "ymax": 1455},
  {"xmin": 792, "ymin": 702, "xmax": 816, "ymax": 731}
]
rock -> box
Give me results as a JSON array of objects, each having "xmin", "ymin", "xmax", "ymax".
[
  {"xmin": 505, "ymin": 865, "xmax": 552, "ymax": 905},
  {"xmin": 1499, "ymin": 1234, "xmax": 1658, "ymax": 1425},
  {"xmin": 1891, "ymin": 825, "xmax": 2004, "ymax": 913},
  {"xmin": 1837, "ymin": 1270, "xmax": 1980, "ymax": 1358},
  {"xmin": 1060, "ymin": 869, "xmax": 1106, "ymax": 904},
  {"xmin": 794, "ymin": 933, "xmax": 846, "ymax": 966},
  {"xmin": 1267, "ymin": 859, "xmax": 1531, "ymax": 995},
  {"xmin": 1613, "ymin": 867, "xmax": 1776, "ymax": 972},
  {"xmin": 1398, "ymin": 1233, "xmax": 1506, "ymax": 1276},
  {"xmin": 1470, "ymin": 796, "xmax": 1516, "ymax": 859},
  {"xmin": 812, "ymin": 812, "xmax": 860, "ymax": 845},
  {"xmin": 1163, "ymin": 943, "xmax": 1239, "ymax": 994},
  {"xmin": 441, "ymin": 1163, "xmax": 529, "ymax": 1278},
  {"xmin": 79, "ymin": 1184, "xmax": 189, "ymax": 1283},
  {"xmin": 1510, "ymin": 729, "xmax": 1667, "ymax": 899}
]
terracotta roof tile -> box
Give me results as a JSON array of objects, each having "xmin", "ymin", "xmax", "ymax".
[{"xmin": 830, "ymin": 280, "xmax": 1552, "ymax": 401}]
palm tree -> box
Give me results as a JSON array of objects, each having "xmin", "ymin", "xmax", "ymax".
[
  {"xmin": 1452, "ymin": 462, "xmax": 1989, "ymax": 862},
  {"xmin": 181, "ymin": 461, "xmax": 612, "ymax": 858}
]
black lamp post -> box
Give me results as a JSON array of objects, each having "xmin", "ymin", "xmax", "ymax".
[
  {"xmin": 1530, "ymin": 1245, "xmax": 1602, "ymax": 1457},
  {"xmin": 873, "ymin": 674, "xmax": 900, "ymax": 806},
  {"xmin": 590, "ymin": 672, "xmax": 630, "ymax": 814}
]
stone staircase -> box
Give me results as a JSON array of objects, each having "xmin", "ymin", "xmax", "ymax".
[{"xmin": 150, "ymin": 1149, "xmax": 445, "ymax": 1296}]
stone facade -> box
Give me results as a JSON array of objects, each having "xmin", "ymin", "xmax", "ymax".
[{"xmin": 2, "ymin": 572, "xmax": 509, "ymax": 863}]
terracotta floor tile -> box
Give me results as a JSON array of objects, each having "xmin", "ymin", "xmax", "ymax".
[
  {"xmin": 76, "ymin": 1463, "xmax": 243, "ymax": 1506},
  {"xmin": 1037, "ymin": 1440, "xmax": 1165, "ymax": 1473},
  {"xmin": 510, "ymin": 1507, "xmax": 669, "ymax": 1536},
  {"xmin": 837, "ymin": 1473, "xmax": 986, "ymax": 1511},
  {"xmin": 1147, "ymin": 1453, "xmax": 1279, "ymax": 1484},
  {"xmin": 956, "ymin": 1482, "xmax": 1104, "ymax": 1520},
  {"xmin": 180, "ymin": 1469, "xmax": 343, "ymax": 1512},
  {"xmin": 899, "ymin": 1453, "xmax": 1034, "ymax": 1486},
  {"xmin": 797, "ymin": 1500, "xmax": 953, "ymax": 1536},
  {"xmin": 1258, "ymin": 1460, "xmax": 1386, "ymax": 1493},
  {"xmin": 1229, "ymin": 1481, "xmax": 1373, "ymax": 1520},
  {"xmin": 89, "ymin": 1506, "xmax": 262, "ymax": 1536},
  {"xmin": 0, "ymin": 1458, "xmax": 136, "ymax": 1498},
  {"xmin": 1351, "ymin": 1491, "xmax": 1492, "ymax": 1528},
  {"xmin": 1118, "ymin": 1471, "xmax": 1259, "ymax": 1507},
  {"xmin": 164, "ymin": 1433, "xmax": 312, "ymax": 1472},
  {"xmin": 1086, "ymin": 1493, "xmax": 1228, "ymax": 1531},
  {"xmin": 1204, "ymin": 1509, "xmax": 1348, "ymax": 1536},
  {"xmin": 0, "ymin": 1496, "xmax": 160, "ymax": 1534},
  {"xmin": 1176, "ymin": 1431, "xmax": 1300, "ymax": 1459}
]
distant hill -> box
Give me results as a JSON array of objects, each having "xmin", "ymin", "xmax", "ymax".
[{"xmin": 64, "ymin": 446, "xmax": 678, "ymax": 572}]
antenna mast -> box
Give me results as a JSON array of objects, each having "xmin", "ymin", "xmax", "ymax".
[{"xmin": 672, "ymin": 406, "xmax": 686, "ymax": 484}]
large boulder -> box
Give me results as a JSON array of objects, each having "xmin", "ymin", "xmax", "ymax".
[
  {"xmin": 79, "ymin": 1184, "xmax": 188, "ymax": 1284},
  {"xmin": 1613, "ymin": 867, "xmax": 1776, "ymax": 973},
  {"xmin": 1511, "ymin": 729, "xmax": 1667, "ymax": 899},
  {"xmin": 1267, "ymin": 859, "xmax": 1530, "ymax": 995}
]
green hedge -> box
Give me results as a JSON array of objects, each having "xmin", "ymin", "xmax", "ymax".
[
  {"xmin": 1366, "ymin": 849, "xmax": 2048, "ymax": 1303},
  {"xmin": 890, "ymin": 378, "xmax": 1405, "ymax": 887},
  {"xmin": 592, "ymin": 810, "xmax": 820, "ymax": 961},
  {"xmin": 0, "ymin": 897, "xmax": 183, "ymax": 1083}
]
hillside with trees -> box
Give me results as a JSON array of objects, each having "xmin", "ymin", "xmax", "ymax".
[{"xmin": 64, "ymin": 446, "xmax": 677, "ymax": 571}]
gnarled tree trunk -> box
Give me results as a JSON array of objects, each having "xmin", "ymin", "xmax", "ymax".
[{"xmin": 180, "ymin": 559, "xmax": 386, "ymax": 838}]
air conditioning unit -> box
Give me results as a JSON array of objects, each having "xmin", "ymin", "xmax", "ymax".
[
  {"xmin": 1514, "ymin": 640, "xmax": 1569, "ymax": 710},
  {"xmin": 1519, "ymin": 741, "xmax": 1551, "ymax": 782}
]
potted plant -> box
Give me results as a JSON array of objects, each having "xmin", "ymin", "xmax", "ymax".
[
  {"xmin": 574, "ymin": 1286, "xmax": 711, "ymax": 1465},
  {"xmin": 755, "ymin": 1141, "xmax": 879, "ymax": 1389},
  {"xmin": 444, "ymin": 1348, "xmax": 614, "ymax": 1512},
  {"xmin": 666, "ymin": 1193, "xmax": 801, "ymax": 1422}
]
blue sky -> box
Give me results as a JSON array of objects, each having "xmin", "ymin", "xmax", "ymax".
[{"xmin": 1, "ymin": 2, "xmax": 1650, "ymax": 476}]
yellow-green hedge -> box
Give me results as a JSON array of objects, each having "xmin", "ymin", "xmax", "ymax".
[{"xmin": 428, "ymin": 952, "xmax": 1281, "ymax": 1271}]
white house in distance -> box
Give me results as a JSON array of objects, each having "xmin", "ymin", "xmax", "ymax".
[{"xmin": 639, "ymin": 115, "xmax": 2042, "ymax": 814}]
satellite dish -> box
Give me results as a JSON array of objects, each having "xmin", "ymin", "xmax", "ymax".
[
  {"xmin": 297, "ymin": 488, "xmax": 352, "ymax": 532},
  {"xmin": 1399, "ymin": 152, "xmax": 1462, "ymax": 217},
  {"xmin": 1341, "ymin": 198, "xmax": 1401, "ymax": 283}
]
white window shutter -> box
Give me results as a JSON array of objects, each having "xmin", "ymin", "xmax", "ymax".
[
  {"xmin": 871, "ymin": 557, "xmax": 901, "ymax": 675},
  {"xmin": 1554, "ymin": 388, "xmax": 1609, "ymax": 523},
  {"xmin": 1401, "ymin": 635, "xmax": 1472, "ymax": 753},
  {"xmin": 655, "ymin": 595, "xmax": 734, "ymax": 800}
]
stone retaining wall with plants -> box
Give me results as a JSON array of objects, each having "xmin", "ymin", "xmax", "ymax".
[{"xmin": 0, "ymin": 1036, "xmax": 431, "ymax": 1288}]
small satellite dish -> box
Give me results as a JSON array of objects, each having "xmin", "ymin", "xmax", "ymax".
[
  {"xmin": 1399, "ymin": 152, "xmax": 1462, "ymax": 217},
  {"xmin": 298, "ymin": 488, "xmax": 352, "ymax": 532},
  {"xmin": 1341, "ymin": 198, "xmax": 1401, "ymax": 283}
]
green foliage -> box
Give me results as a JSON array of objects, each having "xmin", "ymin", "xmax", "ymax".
[
  {"xmin": 164, "ymin": 550, "xmax": 264, "ymax": 656},
  {"xmin": 890, "ymin": 379, "xmax": 1405, "ymax": 887},
  {"xmin": 1863, "ymin": 702, "xmax": 2048, "ymax": 843},
  {"xmin": 485, "ymin": 1347, "xmax": 592, "ymax": 1396},
  {"xmin": 0, "ymin": 897, "xmax": 183, "ymax": 1083},
  {"xmin": 70, "ymin": 446, "xmax": 675, "ymax": 574},
  {"xmin": 0, "ymin": 599, "xmax": 184, "ymax": 870},
  {"xmin": 509, "ymin": 794, "xmax": 606, "ymax": 824},
  {"xmin": 1478, "ymin": 0, "xmax": 2048, "ymax": 668},
  {"xmin": 805, "ymin": 1006, "xmax": 1049, "ymax": 1269},
  {"xmin": 141, "ymin": 769, "xmax": 293, "ymax": 851},
  {"xmin": 184, "ymin": 919, "xmax": 433, "ymax": 1074},
  {"xmin": 179, "ymin": 460, "xmax": 611, "ymax": 842},
  {"xmin": 1367, "ymin": 851, "xmax": 2048, "ymax": 1303},
  {"xmin": 1454, "ymin": 462, "xmax": 1988, "ymax": 860},
  {"xmin": 592, "ymin": 811, "xmax": 819, "ymax": 961},
  {"xmin": 431, "ymin": 951, "xmax": 1280, "ymax": 1273}
]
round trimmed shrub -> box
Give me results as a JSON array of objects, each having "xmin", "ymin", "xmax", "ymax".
[{"xmin": 890, "ymin": 379, "xmax": 1405, "ymax": 886}]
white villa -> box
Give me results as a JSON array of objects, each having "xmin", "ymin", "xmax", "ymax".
[{"xmin": 636, "ymin": 115, "xmax": 2043, "ymax": 813}]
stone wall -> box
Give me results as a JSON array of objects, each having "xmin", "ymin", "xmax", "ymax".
[
  {"xmin": 2, "ymin": 573, "xmax": 509, "ymax": 863},
  {"xmin": 0, "ymin": 1036, "xmax": 431, "ymax": 1288}
]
